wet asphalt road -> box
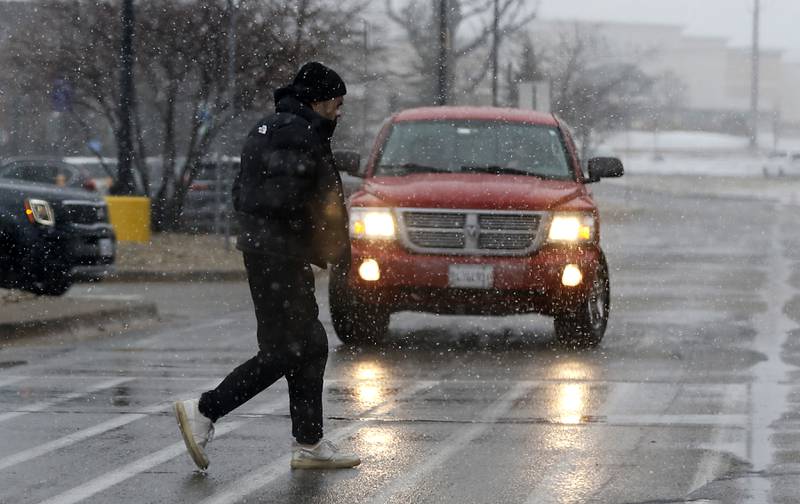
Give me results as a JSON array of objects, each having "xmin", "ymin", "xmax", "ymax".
[{"xmin": 0, "ymin": 178, "xmax": 799, "ymax": 503}]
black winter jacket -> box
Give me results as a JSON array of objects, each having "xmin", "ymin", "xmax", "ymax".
[{"xmin": 232, "ymin": 89, "xmax": 350, "ymax": 268}]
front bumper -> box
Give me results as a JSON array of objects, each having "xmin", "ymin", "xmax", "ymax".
[
  {"xmin": 345, "ymin": 241, "xmax": 603, "ymax": 316},
  {"xmin": 29, "ymin": 223, "xmax": 116, "ymax": 278}
]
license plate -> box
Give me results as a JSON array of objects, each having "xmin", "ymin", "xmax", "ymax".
[
  {"xmin": 99, "ymin": 238, "xmax": 114, "ymax": 257},
  {"xmin": 448, "ymin": 264, "xmax": 494, "ymax": 289}
]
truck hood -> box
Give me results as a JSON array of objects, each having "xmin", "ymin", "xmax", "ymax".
[{"xmin": 358, "ymin": 173, "xmax": 585, "ymax": 211}]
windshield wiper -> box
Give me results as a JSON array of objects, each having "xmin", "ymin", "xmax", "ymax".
[
  {"xmin": 379, "ymin": 163, "xmax": 451, "ymax": 174},
  {"xmin": 460, "ymin": 164, "xmax": 538, "ymax": 177}
]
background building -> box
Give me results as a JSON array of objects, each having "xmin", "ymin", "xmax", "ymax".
[{"xmin": 527, "ymin": 18, "xmax": 800, "ymax": 139}]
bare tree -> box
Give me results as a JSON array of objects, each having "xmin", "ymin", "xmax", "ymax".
[
  {"xmin": 539, "ymin": 26, "xmax": 655, "ymax": 160},
  {"xmin": 385, "ymin": 0, "xmax": 537, "ymax": 106},
  {"xmin": 5, "ymin": 0, "xmax": 366, "ymax": 230}
]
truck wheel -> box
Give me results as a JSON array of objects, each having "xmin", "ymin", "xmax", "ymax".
[
  {"xmin": 554, "ymin": 260, "xmax": 609, "ymax": 349},
  {"xmin": 29, "ymin": 277, "xmax": 73, "ymax": 296},
  {"xmin": 329, "ymin": 271, "xmax": 390, "ymax": 346},
  {"xmin": 27, "ymin": 265, "xmax": 72, "ymax": 296}
]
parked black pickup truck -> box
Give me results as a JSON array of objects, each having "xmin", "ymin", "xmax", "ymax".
[{"xmin": 0, "ymin": 179, "xmax": 116, "ymax": 295}]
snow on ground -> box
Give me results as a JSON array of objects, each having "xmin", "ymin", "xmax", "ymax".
[
  {"xmin": 593, "ymin": 130, "xmax": 800, "ymax": 207},
  {"xmin": 604, "ymin": 172, "xmax": 800, "ymax": 207},
  {"xmin": 619, "ymin": 152, "xmax": 767, "ymax": 177},
  {"xmin": 601, "ymin": 130, "xmax": 753, "ymax": 154},
  {"xmin": 598, "ymin": 130, "xmax": 800, "ymax": 155}
]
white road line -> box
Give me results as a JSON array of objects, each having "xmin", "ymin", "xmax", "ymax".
[
  {"xmin": 688, "ymin": 381, "xmax": 746, "ymax": 495},
  {"xmin": 367, "ymin": 381, "xmax": 530, "ymax": 504},
  {"xmin": 743, "ymin": 210, "xmax": 798, "ymax": 504},
  {"xmin": 0, "ymin": 377, "xmax": 132, "ymax": 424},
  {"xmin": 67, "ymin": 294, "xmax": 144, "ymax": 302},
  {"xmin": 519, "ymin": 381, "xmax": 640, "ymax": 504},
  {"xmin": 134, "ymin": 316, "xmax": 245, "ymax": 349},
  {"xmin": 0, "ymin": 379, "xmax": 220, "ymax": 472},
  {"xmin": 604, "ymin": 413, "xmax": 748, "ymax": 427},
  {"xmin": 36, "ymin": 395, "xmax": 289, "ymax": 504},
  {"xmin": 0, "ymin": 376, "xmax": 25, "ymax": 388},
  {"xmin": 36, "ymin": 378, "xmax": 356, "ymax": 504},
  {"xmin": 196, "ymin": 380, "xmax": 440, "ymax": 504}
]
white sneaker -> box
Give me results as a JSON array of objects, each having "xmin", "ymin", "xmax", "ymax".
[
  {"xmin": 290, "ymin": 439, "xmax": 361, "ymax": 469},
  {"xmin": 173, "ymin": 399, "xmax": 214, "ymax": 470}
]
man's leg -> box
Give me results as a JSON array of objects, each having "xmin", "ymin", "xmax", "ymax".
[
  {"xmin": 177, "ymin": 253, "xmax": 295, "ymax": 470},
  {"xmin": 281, "ymin": 263, "xmax": 360, "ymax": 469},
  {"xmin": 286, "ymin": 321, "xmax": 328, "ymax": 444},
  {"xmin": 198, "ymin": 253, "xmax": 293, "ymax": 422}
]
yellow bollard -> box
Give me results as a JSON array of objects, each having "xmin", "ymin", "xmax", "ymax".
[{"xmin": 104, "ymin": 196, "xmax": 151, "ymax": 243}]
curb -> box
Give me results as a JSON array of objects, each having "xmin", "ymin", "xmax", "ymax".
[
  {"xmin": 107, "ymin": 270, "xmax": 248, "ymax": 283},
  {"xmin": 106, "ymin": 267, "xmax": 328, "ymax": 283},
  {"xmin": 0, "ymin": 301, "xmax": 159, "ymax": 341}
]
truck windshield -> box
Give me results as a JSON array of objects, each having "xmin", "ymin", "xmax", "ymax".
[{"xmin": 375, "ymin": 120, "xmax": 574, "ymax": 180}]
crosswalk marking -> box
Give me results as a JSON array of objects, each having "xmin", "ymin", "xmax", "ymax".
[
  {"xmin": 36, "ymin": 378, "xmax": 402, "ymax": 504},
  {"xmin": 0, "ymin": 380, "xmax": 220, "ymax": 473},
  {"xmin": 0, "ymin": 377, "xmax": 132, "ymax": 424},
  {"xmin": 367, "ymin": 382, "xmax": 531, "ymax": 504},
  {"xmin": 0, "ymin": 376, "xmax": 25, "ymax": 388},
  {"xmin": 137, "ymin": 317, "xmax": 246, "ymax": 349},
  {"xmin": 36, "ymin": 395, "xmax": 290, "ymax": 504},
  {"xmin": 196, "ymin": 380, "xmax": 439, "ymax": 504}
]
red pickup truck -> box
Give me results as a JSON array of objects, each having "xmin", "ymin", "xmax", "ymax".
[{"xmin": 331, "ymin": 106, "xmax": 623, "ymax": 348}]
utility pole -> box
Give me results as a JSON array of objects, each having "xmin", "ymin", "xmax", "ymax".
[
  {"xmin": 114, "ymin": 0, "xmax": 136, "ymax": 195},
  {"xmin": 491, "ymin": 0, "xmax": 499, "ymax": 106},
  {"xmin": 750, "ymin": 0, "xmax": 760, "ymax": 151},
  {"xmin": 227, "ymin": 0, "xmax": 237, "ymax": 118},
  {"xmin": 436, "ymin": 0, "xmax": 449, "ymax": 106},
  {"xmin": 362, "ymin": 18, "xmax": 369, "ymax": 142},
  {"xmin": 221, "ymin": 0, "xmax": 237, "ymax": 246}
]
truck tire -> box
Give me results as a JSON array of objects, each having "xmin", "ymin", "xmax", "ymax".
[
  {"xmin": 329, "ymin": 270, "xmax": 390, "ymax": 346},
  {"xmin": 27, "ymin": 264, "xmax": 72, "ymax": 296},
  {"xmin": 554, "ymin": 259, "xmax": 609, "ymax": 349},
  {"xmin": 29, "ymin": 276, "xmax": 72, "ymax": 296}
]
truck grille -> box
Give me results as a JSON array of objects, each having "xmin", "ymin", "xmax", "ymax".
[
  {"xmin": 59, "ymin": 201, "xmax": 109, "ymax": 225},
  {"xmin": 399, "ymin": 209, "xmax": 545, "ymax": 255}
]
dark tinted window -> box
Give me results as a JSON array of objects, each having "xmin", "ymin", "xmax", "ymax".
[{"xmin": 0, "ymin": 164, "xmax": 72, "ymax": 185}]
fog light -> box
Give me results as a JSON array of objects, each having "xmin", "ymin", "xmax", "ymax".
[
  {"xmin": 358, "ymin": 259, "xmax": 381, "ymax": 281},
  {"xmin": 561, "ymin": 264, "xmax": 582, "ymax": 287}
]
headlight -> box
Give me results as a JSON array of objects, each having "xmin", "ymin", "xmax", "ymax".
[
  {"xmin": 24, "ymin": 199, "xmax": 55, "ymax": 226},
  {"xmin": 350, "ymin": 207, "xmax": 396, "ymax": 239},
  {"xmin": 548, "ymin": 213, "xmax": 595, "ymax": 242}
]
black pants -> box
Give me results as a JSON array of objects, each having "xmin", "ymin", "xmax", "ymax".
[{"xmin": 199, "ymin": 252, "xmax": 328, "ymax": 444}]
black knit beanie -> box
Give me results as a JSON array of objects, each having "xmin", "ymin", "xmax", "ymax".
[{"xmin": 291, "ymin": 62, "xmax": 347, "ymax": 104}]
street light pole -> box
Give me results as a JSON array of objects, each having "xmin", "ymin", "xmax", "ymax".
[
  {"xmin": 750, "ymin": 0, "xmax": 760, "ymax": 151},
  {"xmin": 436, "ymin": 0, "xmax": 449, "ymax": 106},
  {"xmin": 227, "ymin": 0, "xmax": 237, "ymax": 113},
  {"xmin": 115, "ymin": 0, "xmax": 136, "ymax": 195},
  {"xmin": 222, "ymin": 0, "xmax": 237, "ymax": 248},
  {"xmin": 362, "ymin": 18, "xmax": 369, "ymax": 142},
  {"xmin": 491, "ymin": 0, "xmax": 499, "ymax": 106}
]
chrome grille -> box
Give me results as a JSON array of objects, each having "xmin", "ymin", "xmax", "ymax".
[
  {"xmin": 399, "ymin": 209, "xmax": 545, "ymax": 256},
  {"xmin": 60, "ymin": 201, "xmax": 108, "ymax": 225},
  {"xmin": 407, "ymin": 230, "xmax": 465, "ymax": 249},
  {"xmin": 478, "ymin": 214, "xmax": 540, "ymax": 231},
  {"xmin": 403, "ymin": 212, "xmax": 466, "ymax": 229},
  {"xmin": 478, "ymin": 233, "xmax": 536, "ymax": 249}
]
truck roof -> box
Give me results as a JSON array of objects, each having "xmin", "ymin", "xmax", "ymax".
[{"xmin": 392, "ymin": 106, "xmax": 558, "ymax": 126}]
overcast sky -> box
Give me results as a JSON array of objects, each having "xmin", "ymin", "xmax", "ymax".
[{"xmin": 538, "ymin": 0, "xmax": 800, "ymax": 55}]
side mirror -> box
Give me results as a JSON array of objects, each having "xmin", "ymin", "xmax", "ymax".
[
  {"xmin": 587, "ymin": 157, "xmax": 624, "ymax": 182},
  {"xmin": 333, "ymin": 150, "xmax": 362, "ymax": 177}
]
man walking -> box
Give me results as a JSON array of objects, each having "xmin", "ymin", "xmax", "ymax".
[{"xmin": 173, "ymin": 62, "xmax": 359, "ymax": 471}]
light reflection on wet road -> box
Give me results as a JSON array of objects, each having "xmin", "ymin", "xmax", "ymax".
[{"xmin": 0, "ymin": 179, "xmax": 798, "ymax": 503}]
